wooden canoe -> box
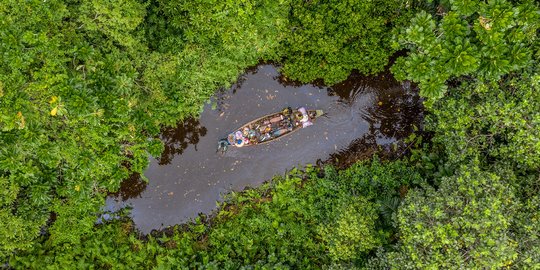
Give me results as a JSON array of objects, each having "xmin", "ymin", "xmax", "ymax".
[{"xmin": 223, "ymin": 108, "xmax": 324, "ymax": 147}]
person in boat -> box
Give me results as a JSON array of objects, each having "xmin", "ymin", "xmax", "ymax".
[
  {"xmin": 271, "ymin": 116, "xmax": 294, "ymax": 137},
  {"xmin": 282, "ymin": 107, "xmax": 293, "ymax": 119},
  {"xmin": 282, "ymin": 116, "xmax": 293, "ymax": 131},
  {"xmin": 297, "ymin": 107, "xmax": 313, "ymax": 128},
  {"xmin": 261, "ymin": 107, "xmax": 292, "ymax": 133},
  {"xmin": 246, "ymin": 127, "xmax": 259, "ymax": 144},
  {"xmin": 282, "ymin": 107, "xmax": 294, "ymax": 127},
  {"xmin": 224, "ymin": 128, "xmax": 254, "ymax": 149},
  {"xmin": 249, "ymin": 135, "xmax": 258, "ymax": 144},
  {"xmin": 233, "ymin": 130, "xmax": 245, "ymax": 147},
  {"xmin": 294, "ymin": 111, "xmax": 302, "ymax": 126}
]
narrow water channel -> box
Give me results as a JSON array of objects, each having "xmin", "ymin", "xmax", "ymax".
[{"xmin": 106, "ymin": 65, "xmax": 423, "ymax": 233}]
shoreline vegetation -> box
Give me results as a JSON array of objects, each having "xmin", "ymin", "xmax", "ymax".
[{"xmin": 2, "ymin": 0, "xmax": 539, "ymax": 268}]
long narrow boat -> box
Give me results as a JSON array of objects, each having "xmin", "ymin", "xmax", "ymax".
[{"xmin": 217, "ymin": 107, "xmax": 324, "ymax": 152}]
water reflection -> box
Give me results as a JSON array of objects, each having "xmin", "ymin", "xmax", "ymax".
[
  {"xmin": 109, "ymin": 173, "xmax": 147, "ymax": 201},
  {"xmin": 158, "ymin": 119, "xmax": 207, "ymax": 165},
  {"xmin": 106, "ymin": 65, "xmax": 423, "ymax": 233}
]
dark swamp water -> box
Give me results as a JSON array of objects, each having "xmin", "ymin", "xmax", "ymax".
[{"xmin": 106, "ymin": 65, "xmax": 423, "ymax": 233}]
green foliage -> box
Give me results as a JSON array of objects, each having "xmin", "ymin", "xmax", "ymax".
[
  {"xmin": 392, "ymin": 0, "xmax": 539, "ymax": 98},
  {"xmin": 389, "ymin": 164, "xmax": 520, "ymax": 269},
  {"xmin": 0, "ymin": 0, "xmax": 147, "ymax": 258},
  {"xmin": 513, "ymin": 192, "xmax": 540, "ymax": 268},
  {"xmin": 318, "ymin": 197, "xmax": 380, "ymax": 261},
  {"xmin": 280, "ymin": 0, "xmax": 409, "ymax": 84},
  {"xmin": 3, "ymin": 0, "xmax": 540, "ymax": 268},
  {"xmin": 428, "ymin": 71, "xmax": 540, "ymax": 171},
  {"xmin": 156, "ymin": 0, "xmax": 288, "ymax": 58},
  {"xmin": 12, "ymin": 160, "xmax": 422, "ymax": 268},
  {"xmin": 387, "ymin": 2, "xmax": 540, "ymax": 265},
  {"xmin": 180, "ymin": 161, "xmax": 419, "ymax": 268},
  {"xmin": 11, "ymin": 219, "xmax": 160, "ymax": 269},
  {"xmin": 391, "ymin": 70, "xmax": 540, "ymax": 266},
  {"xmin": 0, "ymin": 0, "xmax": 289, "ymax": 258}
]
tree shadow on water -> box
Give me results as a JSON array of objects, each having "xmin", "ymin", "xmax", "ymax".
[
  {"xmin": 158, "ymin": 118, "xmax": 208, "ymax": 165},
  {"xmin": 110, "ymin": 173, "xmax": 148, "ymax": 201}
]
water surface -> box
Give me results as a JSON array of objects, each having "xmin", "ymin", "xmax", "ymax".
[{"xmin": 106, "ymin": 65, "xmax": 423, "ymax": 233}]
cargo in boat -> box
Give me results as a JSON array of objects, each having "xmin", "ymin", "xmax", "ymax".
[{"xmin": 217, "ymin": 107, "xmax": 324, "ymax": 152}]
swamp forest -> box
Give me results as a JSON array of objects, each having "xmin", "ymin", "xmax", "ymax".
[{"xmin": 1, "ymin": 0, "xmax": 539, "ymax": 269}]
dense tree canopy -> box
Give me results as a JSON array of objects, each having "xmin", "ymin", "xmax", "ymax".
[
  {"xmin": 390, "ymin": 164, "xmax": 520, "ymax": 268},
  {"xmin": 392, "ymin": 0, "xmax": 539, "ymax": 98},
  {"xmin": 280, "ymin": 0, "xmax": 408, "ymax": 84},
  {"xmin": 11, "ymin": 161, "xmax": 422, "ymax": 268},
  {"xmin": 429, "ymin": 71, "xmax": 540, "ymax": 171},
  {"xmin": 387, "ymin": 1, "xmax": 540, "ymax": 268},
  {"xmin": 0, "ymin": 0, "xmax": 289, "ymax": 259},
  {"xmin": 1, "ymin": 0, "xmax": 152, "ymax": 256},
  {"xmin": 1, "ymin": 0, "xmax": 539, "ymax": 268}
]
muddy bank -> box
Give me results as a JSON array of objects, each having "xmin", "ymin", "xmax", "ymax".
[{"xmin": 106, "ymin": 65, "xmax": 423, "ymax": 233}]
